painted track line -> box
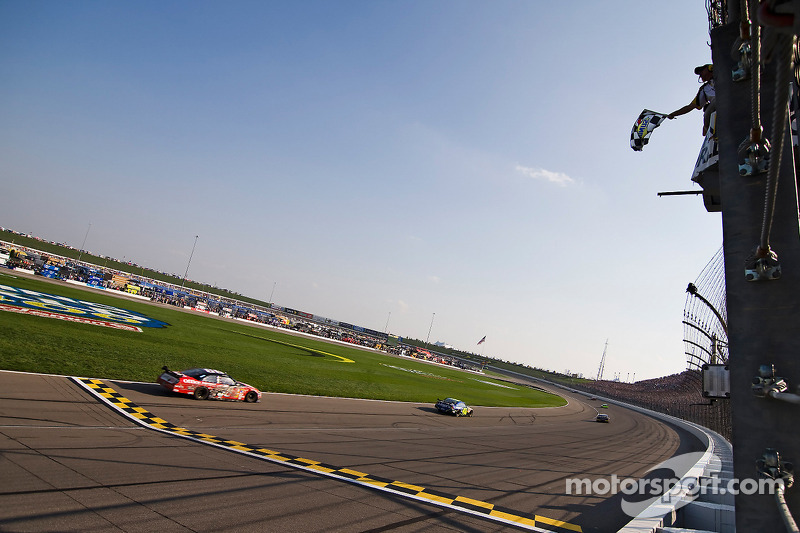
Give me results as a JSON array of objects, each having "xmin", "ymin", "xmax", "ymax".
[{"xmin": 72, "ymin": 377, "xmax": 582, "ymax": 533}]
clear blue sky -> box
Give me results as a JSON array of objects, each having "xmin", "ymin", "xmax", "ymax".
[{"xmin": 1, "ymin": 1, "xmax": 721, "ymax": 380}]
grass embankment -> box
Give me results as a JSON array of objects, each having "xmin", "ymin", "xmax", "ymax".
[{"xmin": 0, "ymin": 274, "xmax": 565, "ymax": 408}]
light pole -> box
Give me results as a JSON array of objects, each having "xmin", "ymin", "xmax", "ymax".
[
  {"xmin": 384, "ymin": 311, "xmax": 391, "ymax": 333},
  {"xmin": 180, "ymin": 235, "xmax": 199, "ymax": 290},
  {"xmin": 268, "ymin": 281, "xmax": 276, "ymax": 307},
  {"xmin": 77, "ymin": 223, "xmax": 91, "ymax": 264},
  {"xmin": 425, "ymin": 312, "xmax": 435, "ymax": 347}
]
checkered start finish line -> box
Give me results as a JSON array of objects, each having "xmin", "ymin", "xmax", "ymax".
[{"xmin": 72, "ymin": 377, "xmax": 582, "ymax": 533}]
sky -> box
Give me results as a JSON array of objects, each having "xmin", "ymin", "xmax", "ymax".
[{"xmin": 0, "ymin": 1, "xmax": 723, "ymax": 381}]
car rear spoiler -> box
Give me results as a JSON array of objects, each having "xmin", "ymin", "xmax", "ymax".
[{"xmin": 161, "ymin": 365, "xmax": 181, "ymax": 378}]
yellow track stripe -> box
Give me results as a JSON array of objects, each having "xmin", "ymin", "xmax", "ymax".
[{"xmin": 72, "ymin": 377, "xmax": 581, "ymax": 533}]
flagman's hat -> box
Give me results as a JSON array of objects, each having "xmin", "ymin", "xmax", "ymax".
[{"xmin": 694, "ymin": 63, "xmax": 713, "ymax": 74}]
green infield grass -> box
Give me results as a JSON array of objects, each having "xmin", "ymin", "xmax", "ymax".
[{"xmin": 0, "ymin": 273, "xmax": 565, "ymax": 408}]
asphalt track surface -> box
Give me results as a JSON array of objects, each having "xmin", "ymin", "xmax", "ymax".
[
  {"xmin": 0, "ymin": 271, "xmax": 702, "ymax": 532},
  {"xmin": 0, "ymin": 368, "xmax": 704, "ymax": 533}
]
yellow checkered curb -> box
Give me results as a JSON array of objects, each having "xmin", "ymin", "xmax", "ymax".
[{"xmin": 72, "ymin": 377, "xmax": 582, "ymax": 533}]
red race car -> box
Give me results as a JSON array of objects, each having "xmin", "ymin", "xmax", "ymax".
[{"xmin": 157, "ymin": 366, "xmax": 261, "ymax": 402}]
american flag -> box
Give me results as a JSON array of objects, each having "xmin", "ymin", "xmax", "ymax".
[{"xmin": 477, "ymin": 336, "xmax": 486, "ymax": 345}]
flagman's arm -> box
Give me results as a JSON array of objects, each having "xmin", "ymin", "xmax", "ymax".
[{"xmin": 667, "ymin": 102, "xmax": 696, "ymax": 119}]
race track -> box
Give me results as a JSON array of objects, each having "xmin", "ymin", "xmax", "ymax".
[{"xmin": 0, "ymin": 370, "xmax": 702, "ymax": 533}]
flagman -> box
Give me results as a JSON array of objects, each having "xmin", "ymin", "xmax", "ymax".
[{"xmin": 667, "ymin": 63, "xmax": 715, "ymax": 136}]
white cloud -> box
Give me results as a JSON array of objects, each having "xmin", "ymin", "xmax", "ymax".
[
  {"xmin": 428, "ymin": 275, "xmax": 441, "ymax": 284},
  {"xmin": 515, "ymin": 164, "xmax": 575, "ymax": 187}
]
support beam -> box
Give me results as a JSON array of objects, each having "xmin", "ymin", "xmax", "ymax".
[{"xmin": 711, "ymin": 5, "xmax": 800, "ymax": 531}]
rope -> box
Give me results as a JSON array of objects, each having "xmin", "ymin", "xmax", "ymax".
[
  {"xmin": 738, "ymin": 1, "xmax": 771, "ymax": 176},
  {"xmin": 776, "ymin": 483, "xmax": 800, "ymax": 533},
  {"xmin": 751, "ymin": 0, "xmax": 762, "ymax": 138},
  {"xmin": 760, "ymin": 33, "xmax": 795, "ymax": 252}
]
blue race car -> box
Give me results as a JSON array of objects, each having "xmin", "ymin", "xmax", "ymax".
[{"xmin": 435, "ymin": 397, "xmax": 474, "ymax": 417}]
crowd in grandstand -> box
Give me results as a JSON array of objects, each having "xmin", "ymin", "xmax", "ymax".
[{"xmin": 573, "ymin": 371, "xmax": 731, "ymax": 440}]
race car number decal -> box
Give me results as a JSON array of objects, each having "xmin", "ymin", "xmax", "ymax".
[{"xmin": 0, "ymin": 284, "xmax": 168, "ymax": 330}]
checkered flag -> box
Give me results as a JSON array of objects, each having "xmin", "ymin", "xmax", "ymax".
[{"xmin": 631, "ymin": 109, "xmax": 668, "ymax": 151}]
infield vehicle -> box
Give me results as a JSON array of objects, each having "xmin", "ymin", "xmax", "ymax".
[
  {"xmin": 157, "ymin": 366, "xmax": 261, "ymax": 402},
  {"xmin": 435, "ymin": 397, "xmax": 474, "ymax": 417}
]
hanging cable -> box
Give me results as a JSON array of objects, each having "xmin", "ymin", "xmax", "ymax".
[
  {"xmin": 757, "ymin": 447, "xmax": 798, "ymax": 533},
  {"xmin": 743, "ymin": 2, "xmax": 797, "ymax": 281},
  {"xmin": 777, "ymin": 483, "xmax": 800, "ymax": 533},
  {"xmin": 731, "ymin": 0, "xmax": 751, "ymax": 82},
  {"xmin": 751, "ymin": 0, "xmax": 763, "ymax": 141},
  {"xmin": 740, "ymin": 0, "xmax": 772, "ymax": 175},
  {"xmin": 760, "ymin": 33, "xmax": 794, "ymax": 252}
]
